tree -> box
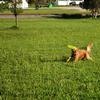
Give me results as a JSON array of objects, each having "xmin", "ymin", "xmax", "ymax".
[
  {"xmin": 34, "ymin": 0, "xmax": 40, "ymax": 10},
  {"xmin": 83, "ymin": 0, "xmax": 100, "ymax": 18},
  {"xmin": 0, "ymin": 0, "xmax": 23, "ymax": 28},
  {"xmin": 0, "ymin": 1, "xmax": 9, "ymax": 12},
  {"xmin": 10, "ymin": 0, "xmax": 23, "ymax": 27},
  {"xmin": 28, "ymin": 0, "xmax": 56, "ymax": 4}
]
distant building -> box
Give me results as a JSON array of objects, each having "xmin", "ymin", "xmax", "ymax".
[
  {"xmin": 0, "ymin": 0, "xmax": 28, "ymax": 9},
  {"xmin": 21, "ymin": 0, "xmax": 28, "ymax": 9},
  {"xmin": 56, "ymin": 0, "xmax": 84, "ymax": 6}
]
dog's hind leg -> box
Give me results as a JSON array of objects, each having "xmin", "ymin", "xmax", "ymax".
[{"xmin": 86, "ymin": 53, "xmax": 93, "ymax": 61}]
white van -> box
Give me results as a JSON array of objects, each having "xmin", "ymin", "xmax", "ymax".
[
  {"xmin": 69, "ymin": 0, "xmax": 84, "ymax": 5},
  {"xmin": 56, "ymin": 0, "xmax": 84, "ymax": 6}
]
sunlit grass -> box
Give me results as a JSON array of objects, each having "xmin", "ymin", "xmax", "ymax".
[
  {"xmin": 0, "ymin": 8, "xmax": 88, "ymax": 15},
  {"xmin": 0, "ymin": 17, "xmax": 100, "ymax": 100}
]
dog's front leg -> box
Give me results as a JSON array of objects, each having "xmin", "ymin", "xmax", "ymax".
[{"xmin": 67, "ymin": 57, "xmax": 71, "ymax": 62}]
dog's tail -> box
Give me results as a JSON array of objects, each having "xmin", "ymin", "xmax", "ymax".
[{"xmin": 87, "ymin": 43, "xmax": 93, "ymax": 53}]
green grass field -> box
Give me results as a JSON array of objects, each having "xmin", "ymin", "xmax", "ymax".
[
  {"xmin": 0, "ymin": 8, "xmax": 88, "ymax": 15},
  {"xmin": 0, "ymin": 17, "xmax": 100, "ymax": 100}
]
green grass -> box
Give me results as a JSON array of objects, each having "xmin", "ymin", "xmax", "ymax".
[
  {"xmin": 22, "ymin": 8, "xmax": 88, "ymax": 15},
  {"xmin": 0, "ymin": 8, "xmax": 88, "ymax": 15},
  {"xmin": 0, "ymin": 17, "xmax": 100, "ymax": 100}
]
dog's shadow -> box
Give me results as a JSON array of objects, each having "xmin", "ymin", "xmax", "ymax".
[
  {"xmin": 39, "ymin": 55, "xmax": 67, "ymax": 63},
  {"xmin": 39, "ymin": 46, "xmax": 87, "ymax": 63},
  {"xmin": 0, "ymin": 26, "xmax": 19, "ymax": 30}
]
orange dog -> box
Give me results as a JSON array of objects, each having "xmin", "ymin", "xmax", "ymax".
[{"xmin": 67, "ymin": 43, "xmax": 93, "ymax": 62}]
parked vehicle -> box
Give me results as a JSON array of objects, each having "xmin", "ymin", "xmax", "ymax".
[
  {"xmin": 56, "ymin": 0, "xmax": 84, "ymax": 6},
  {"xmin": 69, "ymin": 0, "xmax": 84, "ymax": 5},
  {"xmin": 70, "ymin": 1, "xmax": 76, "ymax": 6}
]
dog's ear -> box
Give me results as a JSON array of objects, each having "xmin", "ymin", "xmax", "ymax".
[{"xmin": 87, "ymin": 43, "xmax": 93, "ymax": 53}]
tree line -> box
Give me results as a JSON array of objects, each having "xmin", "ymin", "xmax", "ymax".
[
  {"xmin": 83, "ymin": 0, "xmax": 100, "ymax": 18},
  {"xmin": 28, "ymin": 0, "xmax": 56, "ymax": 4},
  {"xmin": 29, "ymin": 0, "xmax": 100, "ymax": 17}
]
